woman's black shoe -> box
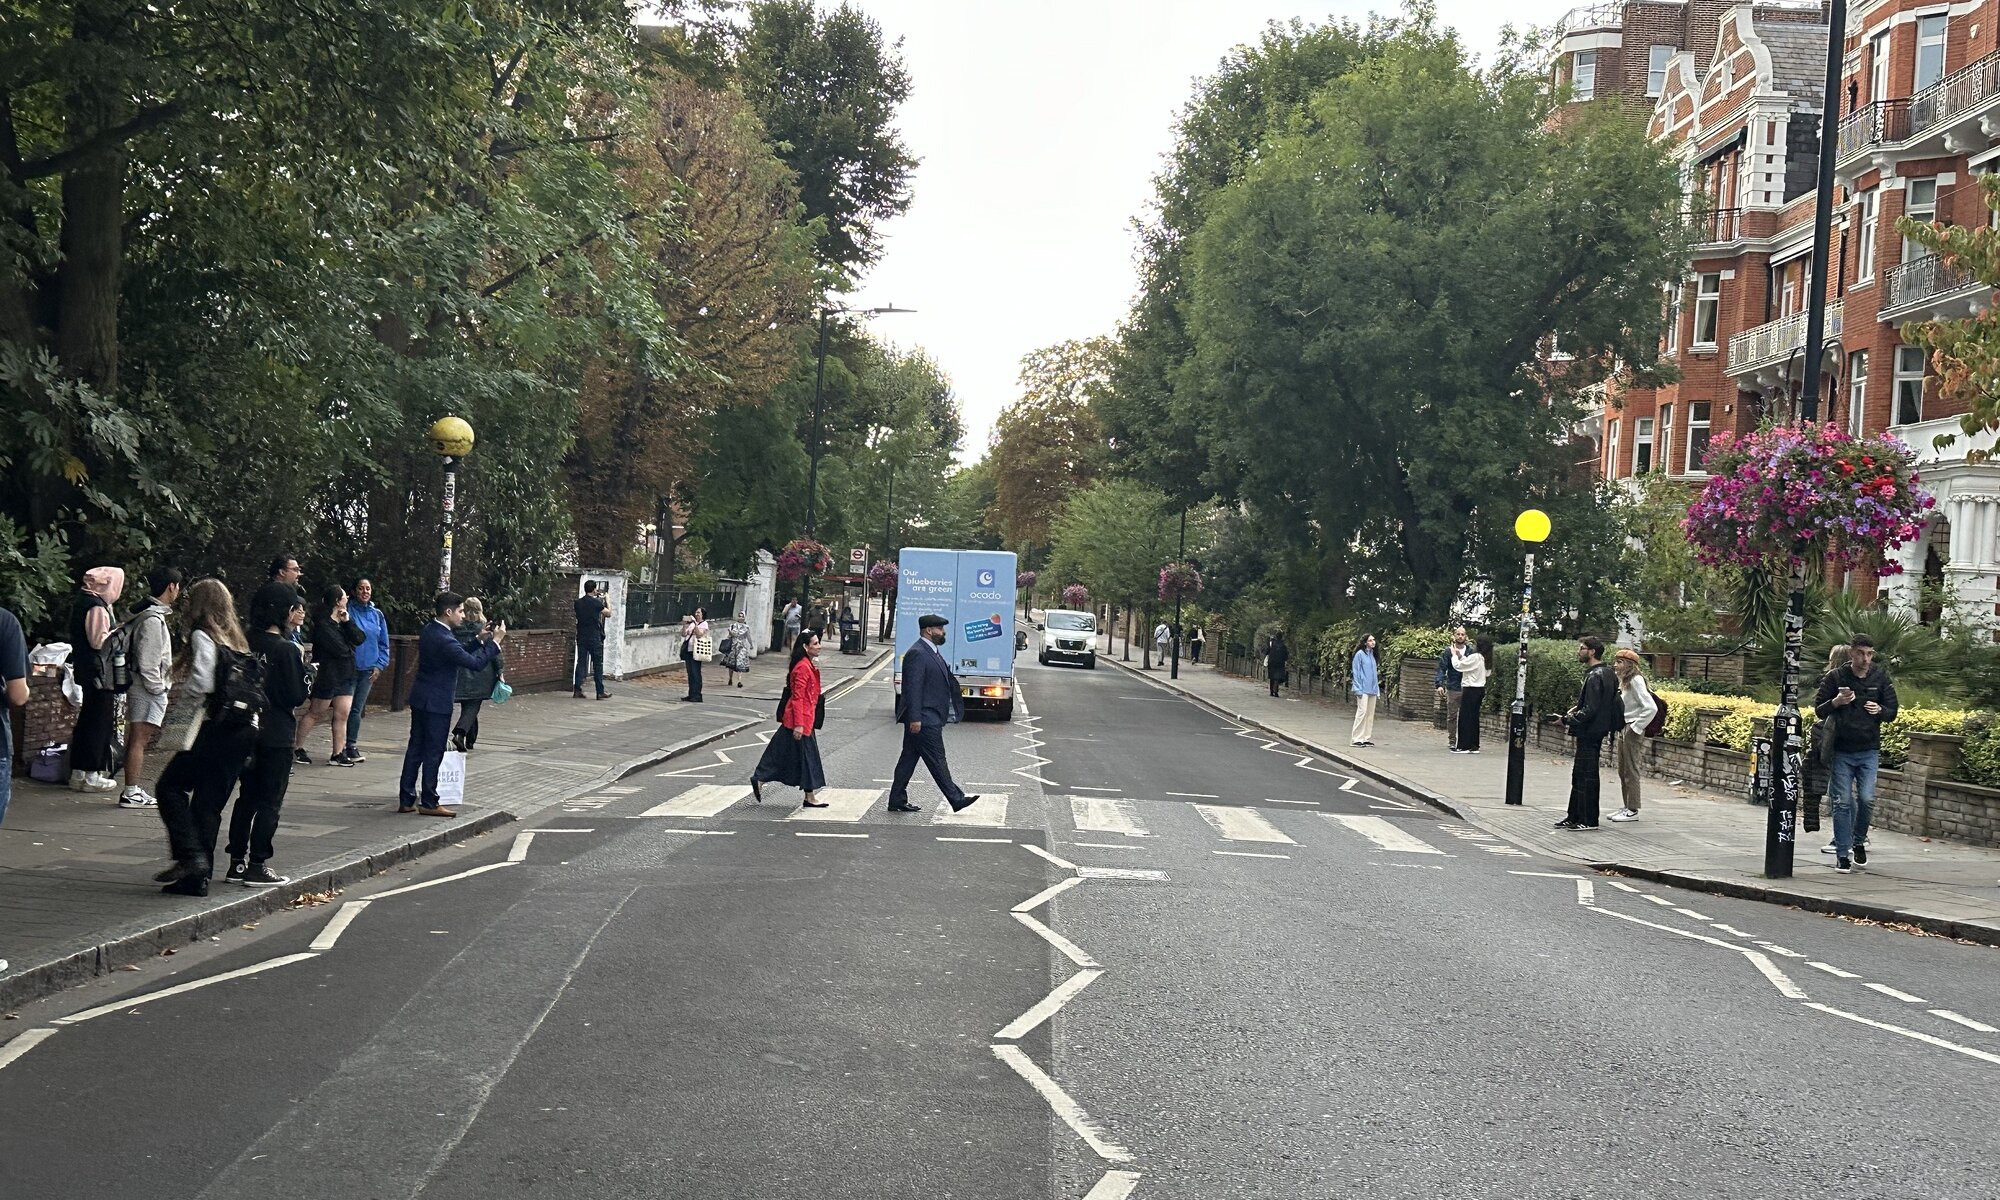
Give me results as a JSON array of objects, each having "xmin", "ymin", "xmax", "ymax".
[
  {"xmin": 161, "ymin": 876, "xmax": 209, "ymax": 897},
  {"xmin": 750, "ymin": 777, "xmax": 763, "ymax": 804},
  {"xmin": 152, "ymin": 858, "xmax": 198, "ymax": 884}
]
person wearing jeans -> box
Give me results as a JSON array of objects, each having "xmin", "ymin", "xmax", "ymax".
[
  {"xmin": 1812, "ymin": 636, "xmax": 1898, "ymax": 874},
  {"xmin": 345, "ymin": 577, "xmax": 390, "ymax": 763},
  {"xmin": 1350, "ymin": 634, "xmax": 1381, "ymax": 746}
]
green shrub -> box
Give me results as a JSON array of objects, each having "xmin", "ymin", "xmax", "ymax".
[
  {"xmin": 1313, "ymin": 618, "xmax": 1364, "ymax": 681},
  {"xmin": 1384, "ymin": 625, "xmax": 1452, "ymax": 664},
  {"xmin": 1960, "ymin": 718, "xmax": 2000, "ymax": 789}
]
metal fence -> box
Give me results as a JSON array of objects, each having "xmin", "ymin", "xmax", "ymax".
[{"xmin": 623, "ymin": 586, "xmax": 735, "ymax": 630}]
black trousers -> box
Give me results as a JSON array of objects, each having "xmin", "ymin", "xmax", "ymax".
[
  {"xmin": 684, "ymin": 657, "xmax": 703, "ymax": 701},
  {"xmin": 1566, "ymin": 733, "xmax": 1605, "ymax": 826},
  {"xmin": 574, "ymin": 639, "xmax": 605, "ymax": 695},
  {"xmin": 70, "ymin": 687, "xmax": 118, "ymax": 773},
  {"xmin": 1457, "ymin": 687, "xmax": 1484, "ymax": 752},
  {"xmin": 890, "ymin": 724, "xmax": 964, "ymax": 807},
  {"xmin": 227, "ymin": 741, "xmax": 293, "ymax": 864},
  {"xmin": 399, "ymin": 708, "xmax": 451, "ymax": 806},
  {"xmin": 454, "ymin": 699, "xmax": 483, "ymax": 747},
  {"xmin": 157, "ymin": 722, "xmax": 258, "ymax": 868}
]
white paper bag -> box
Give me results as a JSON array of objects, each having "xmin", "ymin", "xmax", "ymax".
[{"xmin": 436, "ymin": 750, "xmax": 467, "ymax": 808}]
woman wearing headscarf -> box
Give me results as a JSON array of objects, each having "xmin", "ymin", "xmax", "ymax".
[
  {"xmin": 67, "ymin": 566, "xmax": 126, "ymax": 792},
  {"xmin": 749, "ymin": 630, "xmax": 828, "ymax": 808}
]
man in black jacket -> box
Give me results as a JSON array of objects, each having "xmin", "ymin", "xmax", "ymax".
[
  {"xmin": 1812, "ymin": 634, "xmax": 1899, "ymax": 873},
  {"xmin": 1558, "ymin": 637, "xmax": 1621, "ymax": 830},
  {"xmin": 889, "ymin": 615, "xmax": 979, "ymax": 815}
]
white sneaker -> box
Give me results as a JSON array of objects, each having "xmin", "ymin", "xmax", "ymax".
[
  {"xmin": 1609, "ymin": 809, "xmax": 1638, "ymax": 822},
  {"xmin": 78, "ymin": 772, "xmax": 117, "ymax": 793},
  {"xmin": 1819, "ymin": 844, "xmax": 1837, "ymax": 855},
  {"xmin": 118, "ymin": 787, "xmax": 158, "ymax": 809}
]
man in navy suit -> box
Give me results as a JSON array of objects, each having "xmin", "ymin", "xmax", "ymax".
[
  {"xmin": 889, "ymin": 614, "xmax": 978, "ymax": 814},
  {"xmin": 399, "ymin": 591, "xmax": 504, "ymax": 815}
]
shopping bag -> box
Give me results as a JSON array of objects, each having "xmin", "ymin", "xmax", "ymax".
[
  {"xmin": 436, "ymin": 750, "xmax": 467, "ymax": 808},
  {"xmin": 490, "ymin": 678, "xmax": 513, "ymax": 704},
  {"xmin": 153, "ymin": 698, "xmax": 206, "ymax": 753}
]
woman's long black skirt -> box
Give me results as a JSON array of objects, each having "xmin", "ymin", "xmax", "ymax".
[{"xmin": 751, "ymin": 729, "xmax": 826, "ymax": 793}]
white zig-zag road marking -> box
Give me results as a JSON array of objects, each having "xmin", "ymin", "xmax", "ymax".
[
  {"xmin": 1014, "ymin": 876, "xmax": 1084, "ymax": 913},
  {"xmin": 1930, "ymin": 1009, "xmax": 2000, "ymax": 1033},
  {"xmin": 309, "ymin": 901, "xmax": 371, "ymax": 951},
  {"xmin": 996, "ymin": 969, "xmax": 1104, "ymax": 1039},
  {"xmin": 1013, "ymin": 912, "xmax": 1099, "ymax": 969},
  {"xmin": 1806, "ymin": 1003, "xmax": 2000, "ymax": 1067},
  {"xmin": 992, "ymin": 1044, "xmax": 1135, "ymax": 1163},
  {"xmin": 1083, "ymin": 1170, "xmax": 1143, "ymax": 1200},
  {"xmin": 0, "ymin": 1028, "xmax": 59, "ymax": 1073},
  {"xmin": 55, "ymin": 953, "xmax": 321, "ymax": 1025},
  {"xmin": 1587, "ymin": 906, "xmax": 1807, "ymax": 1000}
]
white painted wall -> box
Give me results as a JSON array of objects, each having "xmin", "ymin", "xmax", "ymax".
[{"xmin": 576, "ymin": 569, "xmax": 629, "ymax": 680}]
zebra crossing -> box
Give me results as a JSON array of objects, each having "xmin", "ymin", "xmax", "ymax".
[{"xmin": 593, "ymin": 778, "xmax": 1519, "ymax": 861}]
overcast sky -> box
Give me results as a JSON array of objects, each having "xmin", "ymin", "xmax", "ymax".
[{"xmin": 834, "ymin": 1, "xmax": 1578, "ymax": 460}]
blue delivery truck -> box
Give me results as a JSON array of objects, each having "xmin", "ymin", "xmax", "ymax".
[{"xmin": 893, "ymin": 547, "xmax": 1018, "ymax": 721}]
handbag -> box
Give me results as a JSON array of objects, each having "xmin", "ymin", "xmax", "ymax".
[
  {"xmin": 490, "ymin": 677, "xmax": 513, "ymax": 704},
  {"xmin": 693, "ymin": 635, "xmax": 715, "ymax": 660},
  {"xmin": 154, "ymin": 696, "xmax": 206, "ymax": 753}
]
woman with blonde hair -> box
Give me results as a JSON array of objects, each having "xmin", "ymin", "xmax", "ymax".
[
  {"xmin": 1609, "ymin": 648, "xmax": 1658, "ymax": 823},
  {"xmin": 452, "ymin": 596, "xmax": 502, "ymax": 752},
  {"xmin": 152, "ymin": 579, "xmax": 261, "ymax": 895}
]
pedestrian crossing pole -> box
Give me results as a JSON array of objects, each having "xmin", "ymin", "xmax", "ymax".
[
  {"xmin": 1171, "ymin": 509, "xmax": 1186, "ymax": 680},
  {"xmin": 429, "ymin": 417, "xmax": 475, "ymax": 594},
  {"xmin": 1507, "ymin": 510, "xmax": 1551, "ymax": 806}
]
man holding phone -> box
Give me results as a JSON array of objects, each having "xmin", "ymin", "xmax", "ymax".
[
  {"xmin": 1812, "ymin": 634, "xmax": 1898, "ymax": 874},
  {"xmin": 399, "ymin": 592, "xmax": 504, "ymax": 816}
]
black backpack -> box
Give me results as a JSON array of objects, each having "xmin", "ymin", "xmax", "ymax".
[
  {"xmin": 209, "ymin": 644, "xmax": 270, "ymax": 729},
  {"xmin": 1643, "ymin": 691, "xmax": 1669, "ymax": 738}
]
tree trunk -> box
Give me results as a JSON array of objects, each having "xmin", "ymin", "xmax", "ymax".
[{"xmin": 54, "ymin": 0, "xmax": 134, "ymax": 398}]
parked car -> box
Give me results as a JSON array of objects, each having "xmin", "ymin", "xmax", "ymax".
[{"xmin": 1038, "ymin": 609, "xmax": 1098, "ymax": 669}]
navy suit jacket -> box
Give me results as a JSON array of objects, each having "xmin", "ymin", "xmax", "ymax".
[
  {"xmin": 897, "ymin": 638, "xmax": 963, "ymax": 729},
  {"xmin": 409, "ymin": 620, "xmax": 499, "ymax": 714}
]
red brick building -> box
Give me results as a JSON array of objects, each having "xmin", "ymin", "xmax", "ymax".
[{"xmin": 1555, "ymin": 0, "xmax": 2000, "ymax": 626}]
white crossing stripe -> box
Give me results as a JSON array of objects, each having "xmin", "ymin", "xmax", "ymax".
[
  {"xmin": 1326, "ymin": 814, "xmax": 1445, "ymax": 854},
  {"xmin": 1083, "ymin": 1170, "xmax": 1143, "ymax": 1200},
  {"xmin": 1068, "ymin": 796, "xmax": 1148, "ymax": 837},
  {"xmin": 785, "ymin": 788, "xmax": 880, "ymax": 822},
  {"xmin": 1930, "ymin": 1009, "xmax": 2000, "ymax": 1033},
  {"xmin": 933, "ymin": 791, "xmax": 1009, "ymax": 828},
  {"xmin": 1192, "ymin": 804, "xmax": 1295, "ymax": 845},
  {"xmin": 640, "ymin": 785, "xmax": 749, "ymax": 818}
]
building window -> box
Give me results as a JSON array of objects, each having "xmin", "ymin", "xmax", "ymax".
[
  {"xmin": 1607, "ymin": 418, "xmax": 1621, "ymax": 477},
  {"xmin": 1693, "ymin": 273, "xmax": 1720, "ymax": 346},
  {"xmin": 1664, "ymin": 282, "xmax": 1682, "ymax": 353},
  {"xmin": 1685, "ymin": 402, "xmax": 1712, "ymax": 474},
  {"xmin": 1648, "ymin": 45, "xmax": 1674, "ymax": 97},
  {"xmin": 1895, "ymin": 345, "xmax": 1926, "ymax": 425},
  {"xmin": 1904, "ymin": 177, "xmax": 1938, "ymax": 261},
  {"xmin": 1848, "ymin": 350, "xmax": 1869, "ymax": 435},
  {"xmin": 1855, "ymin": 189, "xmax": 1879, "ymax": 283},
  {"xmin": 1916, "ymin": 14, "xmax": 1948, "ymax": 92},
  {"xmin": 1870, "ymin": 31, "xmax": 1891, "ymax": 102},
  {"xmin": 1658, "ymin": 403, "xmax": 1674, "ymax": 474},
  {"xmin": 1573, "ymin": 50, "xmax": 1597, "ymax": 101},
  {"xmin": 1634, "ymin": 418, "xmax": 1655, "ymax": 473}
]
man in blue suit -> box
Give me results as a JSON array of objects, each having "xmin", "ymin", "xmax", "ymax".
[
  {"xmin": 399, "ymin": 591, "xmax": 504, "ymax": 815},
  {"xmin": 889, "ymin": 614, "xmax": 978, "ymax": 814}
]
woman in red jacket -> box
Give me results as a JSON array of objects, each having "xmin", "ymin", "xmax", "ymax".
[{"xmin": 750, "ymin": 630, "xmax": 828, "ymax": 808}]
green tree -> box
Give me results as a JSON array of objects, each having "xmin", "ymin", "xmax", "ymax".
[
  {"xmin": 1609, "ymin": 476, "xmax": 1730, "ymax": 648},
  {"xmin": 986, "ymin": 339, "xmax": 1110, "ymax": 559}
]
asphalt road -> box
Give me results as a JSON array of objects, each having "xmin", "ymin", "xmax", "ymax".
[{"xmin": 4, "ymin": 641, "xmax": 1999, "ymax": 1199}]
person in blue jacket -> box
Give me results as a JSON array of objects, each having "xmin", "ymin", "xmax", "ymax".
[
  {"xmin": 398, "ymin": 592, "xmax": 503, "ymax": 816},
  {"xmin": 342, "ymin": 577, "xmax": 392, "ymax": 764},
  {"xmin": 1350, "ymin": 633, "xmax": 1382, "ymax": 746},
  {"xmin": 887, "ymin": 614, "xmax": 979, "ymax": 815}
]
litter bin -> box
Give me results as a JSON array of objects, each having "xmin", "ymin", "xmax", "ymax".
[{"xmin": 841, "ymin": 628, "xmax": 864, "ymax": 655}]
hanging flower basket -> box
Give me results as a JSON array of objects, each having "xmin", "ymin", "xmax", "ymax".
[
  {"xmin": 776, "ymin": 537, "xmax": 834, "ymax": 585},
  {"xmin": 1682, "ymin": 423, "xmax": 1935, "ymax": 574},
  {"xmin": 1061, "ymin": 584, "xmax": 1091, "ymax": 609},
  {"xmin": 868, "ymin": 559, "xmax": 898, "ymax": 594},
  {"xmin": 1158, "ymin": 561, "xmax": 1205, "ymax": 602},
  {"xmin": 1016, "ymin": 570, "xmax": 1039, "ymax": 592}
]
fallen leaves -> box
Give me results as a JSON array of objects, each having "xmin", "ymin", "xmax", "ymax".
[{"xmin": 286, "ymin": 888, "xmax": 343, "ymax": 909}]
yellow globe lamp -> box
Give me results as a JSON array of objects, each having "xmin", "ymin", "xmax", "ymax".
[
  {"xmin": 430, "ymin": 416, "xmax": 475, "ymax": 457},
  {"xmin": 1514, "ymin": 508, "xmax": 1552, "ymax": 545}
]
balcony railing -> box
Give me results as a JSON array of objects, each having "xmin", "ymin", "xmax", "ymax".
[
  {"xmin": 1883, "ymin": 254, "xmax": 1981, "ymax": 316},
  {"xmin": 1552, "ymin": 1, "xmax": 1624, "ymax": 40},
  {"xmin": 1837, "ymin": 100, "xmax": 1909, "ymax": 164},
  {"xmin": 1726, "ymin": 304, "xmax": 1844, "ymax": 375},
  {"xmin": 1689, "ymin": 207, "xmax": 1742, "ymax": 245},
  {"xmin": 1839, "ymin": 51, "xmax": 2000, "ymax": 165}
]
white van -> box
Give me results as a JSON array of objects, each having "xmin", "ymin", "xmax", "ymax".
[{"xmin": 1037, "ymin": 609, "xmax": 1098, "ymax": 669}]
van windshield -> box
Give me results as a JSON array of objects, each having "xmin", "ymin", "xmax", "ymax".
[{"xmin": 1047, "ymin": 612, "xmax": 1096, "ymax": 633}]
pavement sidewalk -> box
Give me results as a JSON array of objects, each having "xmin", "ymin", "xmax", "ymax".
[
  {"xmin": 1105, "ymin": 639, "xmax": 2000, "ymax": 944},
  {"xmin": 0, "ymin": 649, "xmax": 890, "ymax": 1011}
]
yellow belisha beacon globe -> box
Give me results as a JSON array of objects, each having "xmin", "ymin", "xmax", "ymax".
[
  {"xmin": 430, "ymin": 416, "xmax": 475, "ymax": 457},
  {"xmin": 1514, "ymin": 508, "xmax": 1551, "ymax": 545}
]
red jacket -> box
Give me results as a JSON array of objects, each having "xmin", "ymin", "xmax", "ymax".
[{"xmin": 782, "ymin": 657, "xmax": 821, "ymax": 732}]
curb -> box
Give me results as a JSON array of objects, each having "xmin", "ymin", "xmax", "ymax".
[
  {"xmin": 0, "ymin": 714, "xmax": 763, "ymax": 1015},
  {"xmin": 1106, "ymin": 654, "xmax": 2000, "ymax": 946},
  {"xmin": 1103, "ymin": 654, "xmax": 1467, "ymax": 819}
]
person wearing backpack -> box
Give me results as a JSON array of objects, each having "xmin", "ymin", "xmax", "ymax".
[
  {"xmin": 152, "ymin": 579, "xmax": 263, "ymax": 896},
  {"xmin": 1609, "ymin": 648, "xmax": 1659, "ymax": 823},
  {"xmin": 118, "ymin": 567, "xmax": 182, "ymax": 809},
  {"xmin": 223, "ymin": 594, "xmax": 310, "ymax": 887},
  {"xmin": 66, "ymin": 565, "xmax": 126, "ymax": 793}
]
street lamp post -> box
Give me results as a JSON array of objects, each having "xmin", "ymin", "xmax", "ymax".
[
  {"xmin": 429, "ymin": 416, "xmax": 475, "ymax": 593},
  {"xmin": 1506, "ymin": 508, "xmax": 1551, "ymax": 807},
  {"xmin": 1171, "ymin": 509, "xmax": 1186, "ymax": 680},
  {"xmin": 801, "ymin": 301, "xmax": 913, "ymax": 609}
]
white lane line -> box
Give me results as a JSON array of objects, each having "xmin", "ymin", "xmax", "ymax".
[
  {"xmin": 1024, "ymin": 844, "xmax": 1079, "ymax": 871},
  {"xmin": 785, "ymin": 788, "xmax": 880, "ymax": 823},
  {"xmin": 1325, "ymin": 814, "xmax": 1441, "ymax": 854},
  {"xmin": 1069, "ymin": 796, "xmax": 1148, "ymax": 837},
  {"xmin": 1606, "ymin": 880, "xmax": 1643, "ymax": 893},
  {"xmin": 1069, "ymin": 785, "xmax": 1123, "ymax": 792},
  {"xmin": 1576, "ymin": 879, "xmax": 1596, "ymax": 906},
  {"xmin": 1642, "ymin": 894, "xmax": 1674, "ymax": 907},
  {"xmin": 1078, "ymin": 867, "xmax": 1169, "ymax": 881},
  {"xmin": 1745, "ymin": 951, "xmax": 1810, "ymax": 1000},
  {"xmin": 0, "ymin": 1027, "xmax": 58, "ymax": 1073},
  {"xmin": 1806, "ymin": 1003, "xmax": 2000, "ymax": 1067},
  {"xmin": 640, "ymin": 785, "xmax": 749, "ymax": 818},
  {"xmin": 369, "ymin": 861, "xmax": 516, "ymax": 899},
  {"xmin": 1069, "ymin": 842, "xmax": 1146, "ymax": 851},
  {"xmin": 794, "ymin": 832, "xmax": 869, "ymax": 839},
  {"xmin": 937, "ymin": 836, "xmax": 1013, "ymax": 844},
  {"xmin": 991, "ymin": 1044, "xmax": 1134, "ymax": 1164},
  {"xmin": 1270, "ymin": 798, "xmax": 1318, "ymax": 805},
  {"xmin": 1756, "ymin": 942, "xmax": 1807, "ymax": 959},
  {"xmin": 309, "ymin": 901, "xmax": 371, "ymax": 951},
  {"xmin": 1213, "ymin": 851, "xmax": 1290, "ymax": 859},
  {"xmin": 1164, "ymin": 791, "xmax": 1219, "ymax": 799},
  {"xmin": 1083, "ymin": 1170, "xmax": 1143, "ymax": 1200},
  {"xmin": 657, "ymin": 828, "xmax": 735, "ymax": 835},
  {"xmin": 1339, "ymin": 778, "xmax": 1358, "ymax": 792},
  {"xmin": 1930, "ymin": 1009, "xmax": 2000, "ymax": 1033},
  {"xmin": 533, "ymin": 828, "xmax": 596, "ymax": 833},
  {"xmin": 1014, "ymin": 876, "xmax": 1084, "ymax": 913},
  {"xmin": 596, "ymin": 786, "xmax": 643, "ymax": 795},
  {"xmin": 1511, "ymin": 870, "xmax": 1585, "ymax": 878},
  {"xmin": 996, "ymin": 969, "xmax": 1105, "ymax": 1039},
  {"xmin": 1809, "ymin": 961, "xmax": 1861, "ymax": 979},
  {"xmin": 933, "ymin": 792, "xmax": 1009, "ymax": 828},
  {"xmin": 54, "ymin": 953, "xmax": 320, "ymax": 1025},
  {"xmin": 507, "ymin": 832, "xmax": 537, "ymax": 862},
  {"xmin": 1865, "ymin": 982, "xmax": 1928, "ymax": 1004},
  {"xmin": 1714, "ymin": 924, "xmax": 1756, "ymax": 939},
  {"xmin": 1012, "ymin": 912, "xmax": 1099, "ymax": 969},
  {"xmin": 652, "ymin": 767, "xmax": 716, "ymax": 778},
  {"xmin": 1195, "ymin": 804, "xmax": 1295, "ymax": 845},
  {"xmin": 1672, "ymin": 908, "xmax": 1712, "ymax": 921}
]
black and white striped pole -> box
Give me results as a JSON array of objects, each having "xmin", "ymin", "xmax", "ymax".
[
  {"xmin": 1506, "ymin": 509, "xmax": 1551, "ymax": 806},
  {"xmin": 429, "ymin": 417, "xmax": 475, "ymax": 593}
]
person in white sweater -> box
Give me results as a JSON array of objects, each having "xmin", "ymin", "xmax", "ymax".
[
  {"xmin": 1610, "ymin": 648, "xmax": 1658, "ymax": 822},
  {"xmin": 1448, "ymin": 636, "xmax": 1491, "ymax": 753}
]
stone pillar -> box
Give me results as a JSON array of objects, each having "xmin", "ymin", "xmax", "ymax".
[{"xmin": 1899, "ymin": 731, "xmax": 1963, "ymax": 839}]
